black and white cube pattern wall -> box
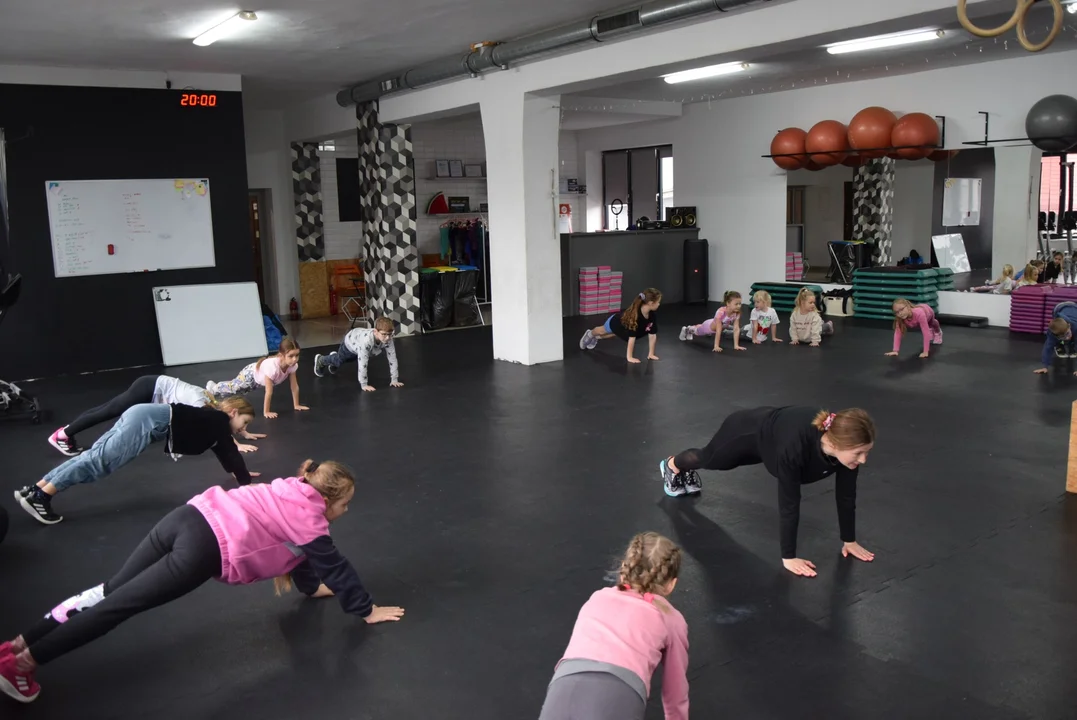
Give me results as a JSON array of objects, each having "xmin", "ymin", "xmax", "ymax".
[
  {"xmin": 852, "ymin": 158, "xmax": 895, "ymax": 266},
  {"xmin": 291, "ymin": 142, "xmax": 324, "ymax": 261},
  {"xmin": 357, "ymin": 103, "xmax": 420, "ymax": 335}
]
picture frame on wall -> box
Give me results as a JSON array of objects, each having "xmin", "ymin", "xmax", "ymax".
[
  {"xmin": 448, "ymin": 196, "xmax": 470, "ymax": 213},
  {"xmin": 464, "ymin": 164, "xmax": 483, "ymax": 178},
  {"xmin": 449, "ymin": 160, "xmax": 464, "ymax": 178},
  {"xmin": 435, "ymin": 160, "xmax": 451, "ymax": 178}
]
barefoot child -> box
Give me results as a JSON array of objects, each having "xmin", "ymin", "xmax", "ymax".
[
  {"xmin": 748, "ymin": 290, "xmax": 782, "ymax": 344},
  {"xmin": 788, "ymin": 288, "xmax": 834, "ymax": 347},
  {"xmin": 579, "ymin": 289, "xmax": 662, "ymax": 364},
  {"xmin": 313, "ymin": 317, "xmax": 403, "ymax": 392},
  {"xmin": 538, "ymin": 532, "xmax": 688, "ymax": 720},
  {"xmin": 886, "ymin": 298, "xmax": 942, "ymax": 359},
  {"xmin": 679, "ymin": 290, "xmax": 745, "ymax": 353},
  {"xmin": 14, "ymin": 399, "xmax": 258, "ymax": 525},
  {"xmin": 207, "ymin": 338, "xmax": 309, "ymax": 419},
  {"xmin": 0, "ymin": 460, "xmax": 405, "ymax": 705}
]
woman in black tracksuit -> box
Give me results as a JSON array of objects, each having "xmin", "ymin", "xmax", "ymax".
[{"xmin": 660, "ymin": 406, "xmax": 877, "ymax": 577}]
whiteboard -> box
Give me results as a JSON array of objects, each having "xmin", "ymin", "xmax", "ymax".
[
  {"xmin": 45, "ymin": 178, "xmax": 216, "ymax": 278},
  {"xmin": 942, "ymin": 177, "xmax": 982, "ymax": 227},
  {"xmin": 931, "ymin": 233, "xmax": 972, "ymax": 273},
  {"xmin": 153, "ymin": 282, "xmax": 267, "ymax": 367}
]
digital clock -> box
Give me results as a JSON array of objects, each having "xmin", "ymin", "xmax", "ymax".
[{"xmin": 180, "ymin": 93, "xmax": 218, "ymax": 107}]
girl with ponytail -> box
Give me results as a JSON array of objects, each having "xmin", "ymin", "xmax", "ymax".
[
  {"xmin": 679, "ymin": 289, "xmax": 747, "ymax": 352},
  {"xmin": 0, "ymin": 459, "xmax": 404, "ymax": 705},
  {"xmin": 538, "ymin": 532, "xmax": 688, "ymax": 720},
  {"xmin": 659, "ymin": 406, "xmax": 876, "ymax": 577},
  {"xmin": 579, "ymin": 288, "xmax": 662, "ymax": 364}
]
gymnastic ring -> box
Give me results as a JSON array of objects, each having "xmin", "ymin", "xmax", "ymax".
[{"xmin": 956, "ymin": 0, "xmax": 1064, "ymax": 52}]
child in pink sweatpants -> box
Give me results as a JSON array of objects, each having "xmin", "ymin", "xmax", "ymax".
[
  {"xmin": 886, "ymin": 298, "xmax": 943, "ymax": 359},
  {"xmin": 678, "ymin": 290, "xmax": 746, "ymax": 353}
]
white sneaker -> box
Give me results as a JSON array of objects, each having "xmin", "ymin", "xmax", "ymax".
[
  {"xmin": 205, "ymin": 380, "xmax": 218, "ymax": 395},
  {"xmin": 579, "ymin": 330, "xmax": 593, "ymax": 350},
  {"xmin": 679, "ymin": 326, "xmax": 689, "ymax": 342}
]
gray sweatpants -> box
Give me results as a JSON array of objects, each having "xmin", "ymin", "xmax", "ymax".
[{"xmin": 538, "ymin": 672, "xmax": 645, "ymax": 720}]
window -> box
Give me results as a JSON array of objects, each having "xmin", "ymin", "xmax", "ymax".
[
  {"xmin": 318, "ymin": 140, "xmax": 336, "ymax": 152},
  {"xmin": 602, "ymin": 145, "xmax": 673, "ymax": 229},
  {"xmin": 1040, "ymin": 154, "xmax": 1076, "ymax": 235}
]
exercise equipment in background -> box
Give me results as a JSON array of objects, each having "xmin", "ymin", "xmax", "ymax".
[
  {"xmin": 805, "ymin": 120, "xmax": 849, "ymax": 166},
  {"xmin": 891, "ymin": 113, "xmax": 940, "ymax": 160},
  {"xmin": 1010, "ymin": 284, "xmax": 1077, "ymax": 334},
  {"xmin": 851, "ymin": 267, "xmax": 942, "ymax": 321},
  {"xmin": 848, "ymin": 107, "xmax": 898, "ymax": 158},
  {"xmin": 957, "ymin": 0, "xmax": 1064, "ymax": 53},
  {"xmin": 0, "ymin": 272, "xmax": 42, "ymax": 424},
  {"xmin": 747, "ymin": 282, "xmax": 825, "ymax": 315},
  {"xmin": 1025, "ymin": 94, "xmax": 1077, "ymax": 153},
  {"xmin": 770, "ymin": 128, "xmax": 808, "ymax": 170}
]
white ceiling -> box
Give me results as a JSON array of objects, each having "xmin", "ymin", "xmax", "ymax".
[
  {"xmin": 0, "ymin": 0, "xmax": 624, "ymax": 105},
  {"xmin": 561, "ymin": 3, "xmax": 1077, "ymax": 106}
]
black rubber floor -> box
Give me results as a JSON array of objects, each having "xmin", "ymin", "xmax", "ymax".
[{"xmin": 2, "ymin": 305, "xmax": 1076, "ymax": 719}]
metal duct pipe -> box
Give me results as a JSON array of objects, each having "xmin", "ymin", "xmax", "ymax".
[{"xmin": 336, "ymin": 0, "xmax": 770, "ymax": 106}]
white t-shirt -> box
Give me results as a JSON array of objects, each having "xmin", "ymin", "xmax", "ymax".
[
  {"xmin": 749, "ymin": 307, "xmax": 781, "ymax": 342},
  {"xmin": 153, "ymin": 375, "xmax": 211, "ymax": 408}
]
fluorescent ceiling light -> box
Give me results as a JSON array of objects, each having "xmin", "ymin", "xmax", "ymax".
[
  {"xmin": 193, "ymin": 10, "xmax": 258, "ymax": 47},
  {"xmin": 826, "ymin": 29, "xmax": 944, "ymax": 55},
  {"xmin": 1068, "ymin": 2, "xmax": 1077, "ymax": 15},
  {"xmin": 663, "ymin": 62, "xmax": 748, "ymax": 84}
]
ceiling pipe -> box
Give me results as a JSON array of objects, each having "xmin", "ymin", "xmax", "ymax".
[{"xmin": 335, "ymin": 0, "xmax": 773, "ymax": 107}]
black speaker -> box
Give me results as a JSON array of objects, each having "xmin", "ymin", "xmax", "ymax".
[
  {"xmin": 666, "ymin": 206, "xmax": 697, "ymax": 228},
  {"xmin": 684, "ymin": 238, "xmax": 708, "ymax": 305}
]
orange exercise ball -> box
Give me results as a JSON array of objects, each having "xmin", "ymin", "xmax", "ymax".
[
  {"xmin": 805, "ymin": 120, "xmax": 849, "ymax": 166},
  {"xmin": 841, "ymin": 153, "xmax": 867, "ymax": 168},
  {"xmin": 802, "ymin": 159, "xmax": 824, "ymax": 171},
  {"xmin": 848, "ymin": 107, "xmax": 898, "ymax": 157},
  {"xmin": 770, "ymin": 128, "xmax": 807, "ymax": 170},
  {"xmin": 927, "ymin": 149, "xmax": 958, "ymax": 162},
  {"xmin": 891, "ymin": 112, "xmax": 940, "ymax": 160}
]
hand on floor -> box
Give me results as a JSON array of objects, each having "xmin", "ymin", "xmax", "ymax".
[
  {"xmin": 734, "ymin": 346, "xmax": 746, "ymax": 352},
  {"xmin": 884, "ymin": 352, "xmax": 899, "ymax": 357},
  {"xmin": 842, "ymin": 542, "xmax": 875, "ymax": 562},
  {"xmin": 782, "ymin": 558, "xmax": 817, "ymax": 577},
  {"xmin": 362, "ymin": 385, "xmax": 377, "ymax": 392},
  {"xmin": 1034, "ymin": 368, "xmax": 1049, "ymax": 374},
  {"xmin": 390, "ymin": 381, "xmax": 404, "ymax": 388},
  {"xmin": 772, "ymin": 338, "xmax": 783, "ymax": 343},
  {"xmin": 810, "ymin": 342, "xmax": 820, "ymax": 348},
  {"xmin": 293, "ymin": 404, "xmax": 310, "ymax": 411},
  {"xmin": 365, "ymin": 605, "xmax": 406, "ymax": 624},
  {"xmin": 627, "ymin": 357, "xmax": 642, "ymax": 364},
  {"xmin": 241, "ymin": 431, "xmax": 267, "ymax": 440},
  {"xmin": 264, "ymin": 411, "xmax": 278, "ymax": 419},
  {"xmin": 713, "ymin": 346, "xmax": 723, "ymax": 353},
  {"xmin": 790, "ymin": 340, "xmax": 799, "ymax": 346},
  {"xmin": 236, "ymin": 443, "xmax": 258, "ymax": 453}
]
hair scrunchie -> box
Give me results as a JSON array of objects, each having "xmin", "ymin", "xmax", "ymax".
[
  {"xmin": 822, "ymin": 413, "xmax": 836, "ymax": 431},
  {"xmin": 639, "ymin": 293, "xmax": 646, "ymax": 300}
]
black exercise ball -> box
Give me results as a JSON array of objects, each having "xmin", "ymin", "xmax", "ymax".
[
  {"xmin": 0, "ymin": 503, "xmax": 8, "ymax": 545},
  {"xmin": 1025, "ymin": 94, "xmax": 1077, "ymax": 152}
]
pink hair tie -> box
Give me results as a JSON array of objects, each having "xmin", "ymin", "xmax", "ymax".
[
  {"xmin": 823, "ymin": 412, "xmax": 836, "ymax": 431},
  {"xmin": 642, "ymin": 592, "xmax": 654, "ymax": 603}
]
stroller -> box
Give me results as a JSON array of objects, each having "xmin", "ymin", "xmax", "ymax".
[{"xmin": 0, "ymin": 269, "xmax": 42, "ymax": 424}]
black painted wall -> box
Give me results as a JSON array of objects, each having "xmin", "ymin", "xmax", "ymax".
[
  {"xmin": 931, "ymin": 147, "xmax": 995, "ymax": 271},
  {"xmin": 0, "ymin": 84, "xmax": 250, "ymax": 380}
]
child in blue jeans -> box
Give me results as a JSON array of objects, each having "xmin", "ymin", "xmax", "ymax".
[
  {"xmin": 313, "ymin": 318, "xmax": 403, "ymax": 392},
  {"xmin": 1034, "ymin": 301, "xmax": 1077, "ymax": 375}
]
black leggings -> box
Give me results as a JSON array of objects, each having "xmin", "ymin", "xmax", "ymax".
[
  {"xmin": 673, "ymin": 407, "xmax": 771, "ymax": 471},
  {"xmin": 23, "ymin": 505, "xmax": 220, "ymax": 665},
  {"xmin": 65, "ymin": 375, "xmax": 160, "ymax": 437}
]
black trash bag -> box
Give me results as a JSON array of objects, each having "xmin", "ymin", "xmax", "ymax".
[
  {"xmin": 421, "ymin": 272, "xmax": 456, "ymax": 331},
  {"xmin": 452, "ymin": 269, "xmax": 482, "ymax": 327}
]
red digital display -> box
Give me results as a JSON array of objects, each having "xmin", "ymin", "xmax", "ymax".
[{"xmin": 180, "ymin": 93, "xmax": 218, "ymax": 107}]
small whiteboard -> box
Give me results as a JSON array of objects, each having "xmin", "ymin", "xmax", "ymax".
[
  {"xmin": 45, "ymin": 178, "xmax": 216, "ymax": 278},
  {"xmin": 942, "ymin": 177, "xmax": 982, "ymax": 227},
  {"xmin": 153, "ymin": 282, "xmax": 267, "ymax": 367},
  {"xmin": 931, "ymin": 233, "xmax": 972, "ymax": 273}
]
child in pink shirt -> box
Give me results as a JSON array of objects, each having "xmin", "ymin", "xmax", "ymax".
[
  {"xmin": 539, "ymin": 532, "xmax": 689, "ymax": 720},
  {"xmin": 886, "ymin": 298, "xmax": 943, "ymax": 359},
  {"xmin": 679, "ymin": 290, "xmax": 746, "ymax": 353},
  {"xmin": 0, "ymin": 460, "xmax": 404, "ymax": 705},
  {"xmin": 207, "ymin": 337, "xmax": 310, "ymax": 418}
]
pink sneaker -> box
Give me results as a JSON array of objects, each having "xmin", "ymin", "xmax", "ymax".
[
  {"xmin": 48, "ymin": 428, "xmax": 83, "ymax": 457},
  {"xmin": 932, "ymin": 328, "xmax": 944, "ymax": 345},
  {"xmin": 0, "ymin": 646, "xmax": 40, "ymax": 704}
]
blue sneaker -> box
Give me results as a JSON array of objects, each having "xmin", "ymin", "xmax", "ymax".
[{"xmin": 660, "ymin": 459, "xmax": 687, "ymax": 497}]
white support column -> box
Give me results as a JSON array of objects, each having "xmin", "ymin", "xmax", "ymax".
[
  {"xmin": 481, "ymin": 92, "xmax": 563, "ymax": 365},
  {"xmin": 993, "ymin": 145, "xmax": 1042, "ymax": 275}
]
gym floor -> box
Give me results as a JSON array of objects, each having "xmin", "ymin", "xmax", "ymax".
[{"xmin": 2, "ymin": 306, "xmax": 1076, "ymax": 719}]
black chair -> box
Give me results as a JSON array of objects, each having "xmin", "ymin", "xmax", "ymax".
[{"xmin": 0, "ymin": 272, "xmax": 42, "ymax": 423}]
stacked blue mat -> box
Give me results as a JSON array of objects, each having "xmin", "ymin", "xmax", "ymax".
[
  {"xmin": 748, "ymin": 282, "xmax": 825, "ymax": 314},
  {"xmin": 852, "ymin": 268, "xmax": 940, "ymax": 321}
]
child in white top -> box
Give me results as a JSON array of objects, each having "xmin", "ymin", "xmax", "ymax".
[
  {"xmin": 678, "ymin": 290, "xmax": 745, "ymax": 353},
  {"xmin": 788, "ymin": 288, "xmax": 834, "ymax": 347},
  {"xmin": 313, "ymin": 317, "xmax": 403, "ymax": 392},
  {"xmin": 748, "ymin": 290, "xmax": 782, "ymax": 344},
  {"xmin": 207, "ymin": 338, "xmax": 309, "ymax": 419}
]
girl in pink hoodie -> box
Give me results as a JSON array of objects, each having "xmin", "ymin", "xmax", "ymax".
[
  {"xmin": 0, "ymin": 460, "xmax": 404, "ymax": 705},
  {"xmin": 886, "ymin": 297, "xmax": 943, "ymax": 359},
  {"xmin": 539, "ymin": 532, "xmax": 689, "ymax": 720}
]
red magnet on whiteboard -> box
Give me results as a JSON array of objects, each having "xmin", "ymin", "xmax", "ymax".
[{"xmin": 108, "ymin": 244, "xmax": 115, "ymax": 255}]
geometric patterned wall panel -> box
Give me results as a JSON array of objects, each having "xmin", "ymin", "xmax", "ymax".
[
  {"xmin": 853, "ymin": 157, "xmax": 895, "ymax": 267},
  {"xmin": 357, "ymin": 103, "xmax": 421, "ymax": 336},
  {"xmin": 291, "ymin": 142, "xmax": 325, "ymax": 262}
]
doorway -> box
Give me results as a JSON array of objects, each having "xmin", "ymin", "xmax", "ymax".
[{"xmin": 247, "ymin": 189, "xmax": 278, "ymax": 311}]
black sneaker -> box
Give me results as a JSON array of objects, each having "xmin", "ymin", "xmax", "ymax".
[
  {"xmin": 684, "ymin": 469, "xmax": 703, "ymax": 495},
  {"xmin": 14, "ymin": 485, "xmax": 32, "ymax": 499},
  {"xmin": 660, "ymin": 458, "xmax": 687, "ymax": 497},
  {"xmin": 313, "ymin": 354, "xmax": 326, "ymax": 378},
  {"xmin": 327, "ymin": 352, "xmax": 339, "ymax": 374},
  {"xmin": 17, "ymin": 488, "xmax": 63, "ymax": 525}
]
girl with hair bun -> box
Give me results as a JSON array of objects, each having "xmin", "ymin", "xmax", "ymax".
[
  {"xmin": 660, "ymin": 407, "xmax": 876, "ymax": 577},
  {"xmin": 538, "ymin": 532, "xmax": 689, "ymax": 720},
  {"xmin": 0, "ymin": 459, "xmax": 404, "ymax": 705},
  {"xmin": 580, "ymin": 288, "xmax": 662, "ymax": 364}
]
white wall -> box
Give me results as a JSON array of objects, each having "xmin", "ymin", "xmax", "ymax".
[
  {"xmin": 0, "ymin": 65, "xmax": 240, "ymax": 90},
  {"xmin": 558, "ymin": 130, "xmax": 584, "ymax": 232},
  {"xmin": 411, "ymin": 114, "xmax": 488, "ymax": 256},
  {"xmin": 891, "ymin": 162, "xmax": 935, "ymax": 263},
  {"xmin": 992, "ymin": 145, "xmax": 1042, "ymax": 276},
  {"xmin": 318, "ymin": 134, "xmax": 364, "ymax": 261}
]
